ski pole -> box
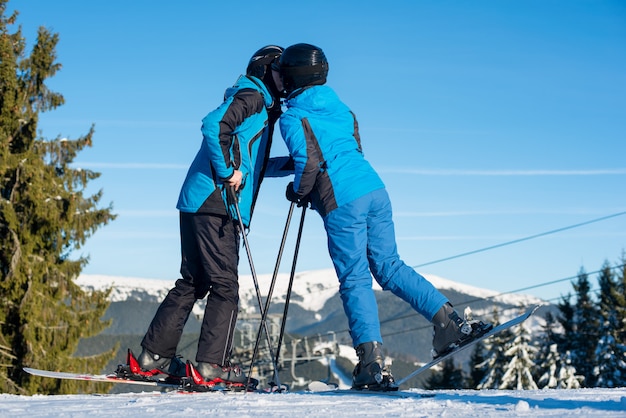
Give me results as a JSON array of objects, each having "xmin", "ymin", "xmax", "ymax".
[
  {"xmin": 227, "ymin": 186, "xmax": 283, "ymax": 392},
  {"xmin": 275, "ymin": 206, "xmax": 306, "ymax": 366},
  {"xmin": 245, "ymin": 201, "xmax": 295, "ymax": 392}
]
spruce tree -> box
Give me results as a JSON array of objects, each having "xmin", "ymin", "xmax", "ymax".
[
  {"xmin": 614, "ymin": 253, "xmax": 626, "ymax": 346},
  {"xmin": 498, "ymin": 309, "xmax": 538, "ymax": 390},
  {"xmin": 567, "ymin": 269, "xmax": 600, "ymax": 387},
  {"xmin": 556, "ymin": 293, "xmax": 575, "ymax": 353},
  {"xmin": 594, "ymin": 260, "xmax": 626, "ymax": 387},
  {"xmin": 558, "ymin": 349, "xmax": 584, "ymax": 389},
  {"xmin": 534, "ymin": 312, "xmax": 558, "ymax": 387},
  {"xmin": 594, "ymin": 321, "xmax": 623, "ymax": 387},
  {"xmin": 0, "ymin": 1, "xmax": 116, "ymax": 394},
  {"xmin": 536, "ymin": 344, "xmax": 583, "ymax": 389},
  {"xmin": 467, "ymin": 340, "xmax": 488, "ymax": 389},
  {"xmin": 424, "ymin": 358, "xmax": 465, "ymax": 390},
  {"xmin": 614, "ymin": 253, "xmax": 626, "ymax": 381},
  {"xmin": 477, "ymin": 309, "xmax": 511, "ymax": 389},
  {"xmin": 534, "ymin": 311, "xmax": 583, "ymax": 389}
]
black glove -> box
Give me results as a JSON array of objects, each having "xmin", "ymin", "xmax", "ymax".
[{"xmin": 285, "ymin": 182, "xmax": 309, "ymax": 207}]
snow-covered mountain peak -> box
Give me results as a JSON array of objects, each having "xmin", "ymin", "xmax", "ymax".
[{"xmin": 77, "ymin": 268, "xmax": 542, "ymax": 312}]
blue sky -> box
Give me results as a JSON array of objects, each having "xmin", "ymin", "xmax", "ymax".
[{"xmin": 9, "ymin": 1, "xmax": 626, "ymax": 302}]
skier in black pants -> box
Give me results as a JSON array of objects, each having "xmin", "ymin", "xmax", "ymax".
[{"xmin": 135, "ymin": 45, "xmax": 291, "ymax": 389}]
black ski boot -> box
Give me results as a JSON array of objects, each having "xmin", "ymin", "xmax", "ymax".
[
  {"xmin": 186, "ymin": 360, "xmax": 258, "ymax": 391},
  {"xmin": 115, "ymin": 348, "xmax": 186, "ymax": 382},
  {"xmin": 352, "ymin": 341, "xmax": 398, "ymax": 391},
  {"xmin": 431, "ymin": 303, "xmax": 493, "ymax": 358},
  {"xmin": 136, "ymin": 348, "xmax": 187, "ymax": 378}
]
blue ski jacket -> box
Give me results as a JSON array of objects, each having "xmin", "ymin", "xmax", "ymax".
[
  {"xmin": 279, "ymin": 85, "xmax": 385, "ymax": 217},
  {"xmin": 177, "ymin": 75, "xmax": 289, "ymax": 227}
]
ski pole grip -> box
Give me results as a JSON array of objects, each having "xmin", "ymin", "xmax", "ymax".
[{"xmin": 226, "ymin": 185, "xmax": 238, "ymax": 204}]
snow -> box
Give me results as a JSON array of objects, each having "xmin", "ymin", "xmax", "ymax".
[
  {"xmin": 75, "ymin": 275, "xmax": 176, "ymax": 303},
  {"xmin": 1, "ymin": 388, "xmax": 625, "ymax": 417},
  {"xmin": 58, "ymin": 272, "xmax": 622, "ymax": 416}
]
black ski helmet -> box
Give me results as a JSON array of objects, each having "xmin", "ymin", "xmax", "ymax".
[
  {"xmin": 276, "ymin": 43, "xmax": 329, "ymax": 94},
  {"xmin": 247, "ymin": 45, "xmax": 283, "ymax": 79},
  {"xmin": 246, "ymin": 45, "xmax": 284, "ymax": 103}
]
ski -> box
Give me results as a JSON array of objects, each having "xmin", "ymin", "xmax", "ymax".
[
  {"xmin": 23, "ymin": 366, "xmax": 428, "ymax": 397},
  {"xmin": 396, "ymin": 304, "xmax": 541, "ymax": 386},
  {"xmin": 23, "ymin": 367, "xmax": 184, "ymax": 390},
  {"xmin": 24, "ymin": 348, "xmax": 252, "ymax": 393},
  {"xmin": 307, "ymin": 381, "xmax": 434, "ymax": 398},
  {"xmin": 23, "ymin": 367, "xmax": 279, "ymax": 393}
]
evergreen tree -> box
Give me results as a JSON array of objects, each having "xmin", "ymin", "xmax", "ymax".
[
  {"xmin": 556, "ymin": 293, "xmax": 575, "ymax": 353},
  {"xmin": 594, "ymin": 260, "xmax": 626, "ymax": 387},
  {"xmin": 534, "ymin": 312, "xmax": 559, "ymax": 387},
  {"xmin": 563, "ymin": 269, "xmax": 600, "ymax": 387},
  {"xmin": 425, "ymin": 358, "xmax": 465, "ymax": 390},
  {"xmin": 477, "ymin": 309, "xmax": 511, "ymax": 389},
  {"xmin": 536, "ymin": 344, "xmax": 583, "ymax": 389},
  {"xmin": 536, "ymin": 342, "xmax": 558, "ymax": 389},
  {"xmin": 614, "ymin": 254, "xmax": 626, "ymax": 386},
  {"xmin": 614, "ymin": 253, "xmax": 626, "ymax": 346},
  {"xmin": 534, "ymin": 311, "xmax": 583, "ymax": 389},
  {"xmin": 594, "ymin": 321, "xmax": 624, "ymax": 387},
  {"xmin": 466, "ymin": 340, "xmax": 488, "ymax": 389},
  {"xmin": 498, "ymin": 308, "xmax": 538, "ymax": 390},
  {"xmin": 559, "ymin": 349, "xmax": 585, "ymax": 389},
  {"xmin": 0, "ymin": 2, "xmax": 116, "ymax": 394}
]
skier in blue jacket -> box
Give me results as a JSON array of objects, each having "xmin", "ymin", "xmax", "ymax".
[
  {"xmin": 275, "ymin": 43, "xmax": 492, "ymax": 390},
  {"xmin": 135, "ymin": 45, "xmax": 291, "ymax": 390}
]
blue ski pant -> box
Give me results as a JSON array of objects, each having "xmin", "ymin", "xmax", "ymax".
[{"xmin": 323, "ymin": 188, "xmax": 449, "ymax": 347}]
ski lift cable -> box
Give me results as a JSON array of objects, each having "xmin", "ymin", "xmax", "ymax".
[
  {"xmin": 380, "ymin": 283, "xmax": 611, "ymax": 340},
  {"xmin": 237, "ymin": 211, "xmax": 626, "ymax": 344},
  {"xmin": 410, "ymin": 210, "xmax": 626, "ymax": 269},
  {"xmin": 322, "ymin": 263, "xmax": 624, "ymax": 340},
  {"xmin": 281, "ymin": 210, "xmax": 626, "ymax": 300},
  {"xmin": 378, "ymin": 263, "xmax": 625, "ymax": 327}
]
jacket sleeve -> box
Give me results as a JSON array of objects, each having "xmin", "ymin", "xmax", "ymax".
[
  {"xmin": 264, "ymin": 156, "xmax": 295, "ymax": 178},
  {"xmin": 200, "ymin": 89, "xmax": 265, "ymax": 180},
  {"xmin": 279, "ymin": 114, "xmax": 321, "ymax": 198}
]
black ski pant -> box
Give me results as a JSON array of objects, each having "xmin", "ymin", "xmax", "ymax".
[{"xmin": 141, "ymin": 211, "xmax": 240, "ymax": 366}]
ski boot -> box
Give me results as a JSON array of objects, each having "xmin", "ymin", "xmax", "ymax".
[
  {"xmin": 185, "ymin": 360, "xmax": 258, "ymax": 392},
  {"xmin": 115, "ymin": 348, "xmax": 186, "ymax": 382},
  {"xmin": 431, "ymin": 303, "xmax": 493, "ymax": 358},
  {"xmin": 352, "ymin": 341, "xmax": 398, "ymax": 391}
]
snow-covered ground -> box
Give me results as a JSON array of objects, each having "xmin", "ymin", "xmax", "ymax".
[
  {"xmin": 25, "ymin": 272, "xmax": 617, "ymax": 417},
  {"xmin": 1, "ymin": 387, "xmax": 625, "ymax": 417}
]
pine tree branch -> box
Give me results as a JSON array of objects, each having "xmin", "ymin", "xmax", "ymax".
[{"xmin": 7, "ymin": 227, "xmax": 20, "ymax": 281}]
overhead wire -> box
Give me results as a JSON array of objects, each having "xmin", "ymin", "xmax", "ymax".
[
  {"xmin": 277, "ymin": 210, "xmax": 626, "ymax": 303},
  {"xmin": 295, "ymin": 210, "xmax": 626, "ymax": 340},
  {"xmin": 226, "ymin": 211, "xmax": 626, "ymax": 363},
  {"xmin": 377, "ymin": 263, "xmax": 625, "ymax": 339},
  {"xmin": 411, "ymin": 210, "xmax": 626, "ymax": 269}
]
